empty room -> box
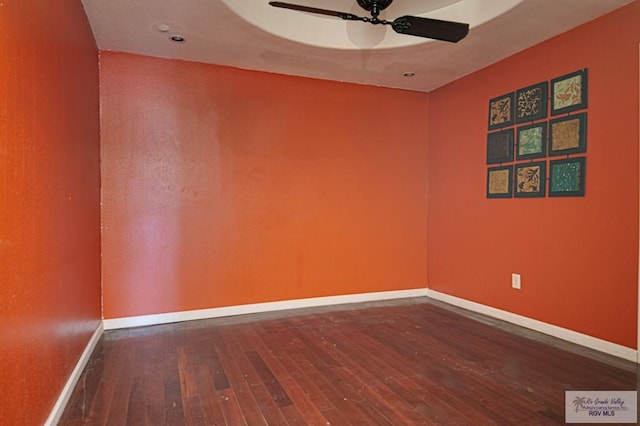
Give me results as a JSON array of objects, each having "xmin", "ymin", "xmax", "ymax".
[{"xmin": 2, "ymin": 0, "xmax": 640, "ymax": 424}]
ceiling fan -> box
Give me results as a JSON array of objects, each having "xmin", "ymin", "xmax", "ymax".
[{"xmin": 268, "ymin": 0, "xmax": 469, "ymax": 43}]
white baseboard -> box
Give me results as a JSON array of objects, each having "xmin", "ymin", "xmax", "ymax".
[
  {"xmin": 45, "ymin": 323, "xmax": 104, "ymax": 426},
  {"xmin": 103, "ymin": 288, "xmax": 430, "ymax": 330},
  {"xmin": 426, "ymin": 289, "xmax": 638, "ymax": 363}
]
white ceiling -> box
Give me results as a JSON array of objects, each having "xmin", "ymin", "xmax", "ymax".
[{"xmin": 81, "ymin": 0, "xmax": 633, "ymax": 92}]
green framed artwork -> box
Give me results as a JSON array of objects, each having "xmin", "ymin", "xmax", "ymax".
[
  {"xmin": 515, "ymin": 81, "xmax": 548, "ymax": 123},
  {"xmin": 486, "ymin": 128, "xmax": 514, "ymax": 164},
  {"xmin": 549, "ymin": 157, "xmax": 586, "ymax": 197},
  {"xmin": 487, "ymin": 165, "xmax": 513, "ymax": 198},
  {"xmin": 488, "ymin": 92, "xmax": 515, "ymax": 130},
  {"xmin": 516, "ymin": 122, "xmax": 547, "ymax": 161},
  {"xmin": 514, "ymin": 162, "xmax": 546, "ymax": 198},
  {"xmin": 551, "ymin": 69, "xmax": 588, "ymax": 116},
  {"xmin": 549, "ymin": 113, "xmax": 587, "ymax": 156}
]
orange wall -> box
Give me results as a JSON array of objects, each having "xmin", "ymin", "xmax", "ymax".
[
  {"xmin": 0, "ymin": 1, "xmax": 101, "ymax": 424},
  {"xmin": 428, "ymin": 2, "xmax": 640, "ymax": 348},
  {"xmin": 100, "ymin": 53, "xmax": 428, "ymax": 319}
]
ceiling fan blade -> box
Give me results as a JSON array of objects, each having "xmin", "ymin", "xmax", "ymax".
[
  {"xmin": 392, "ymin": 15, "xmax": 469, "ymax": 43},
  {"xmin": 268, "ymin": 2, "xmax": 362, "ymax": 21}
]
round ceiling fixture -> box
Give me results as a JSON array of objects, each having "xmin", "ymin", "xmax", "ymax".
[
  {"xmin": 155, "ymin": 23, "xmax": 171, "ymax": 33},
  {"xmin": 221, "ymin": 0, "xmax": 525, "ymax": 50},
  {"xmin": 170, "ymin": 34, "xmax": 186, "ymax": 43}
]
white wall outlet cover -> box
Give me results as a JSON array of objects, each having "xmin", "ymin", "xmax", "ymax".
[{"xmin": 512, "ymin": 273, "xmax": 521, "ymax": 289}]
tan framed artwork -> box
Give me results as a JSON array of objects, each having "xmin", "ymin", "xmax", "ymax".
[
  {"xmin": 548, "ymin": 113, "xmax": 587, "ymax": 156},
  {"xmin": 487, "ymin": 165, "xmax": 513, "ymax": 198},
  {"xmin": 514, "ymin": 162, "xmax": 546, "ymax": 198},
  {"xmin": 488, "ymin": 92, "xmax": 515, "ymax": 130}
]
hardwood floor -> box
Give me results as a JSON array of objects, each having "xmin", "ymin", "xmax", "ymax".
[{"xmin": 59, "ymin": 298, "xmax": 639, "ymax": 425}]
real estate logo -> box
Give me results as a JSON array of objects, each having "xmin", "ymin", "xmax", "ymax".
[{"xmin": 566, "ymin": 391, "xmax": 637, "ymax": 423}]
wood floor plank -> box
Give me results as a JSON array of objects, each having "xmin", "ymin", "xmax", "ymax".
[
  {"xmin": 256, "ymin": 318, "xmax": 337, "ymax": 413},
  {"xmin": 163, "ymin": 344, "xmax": 186, "ymax": 426},
  {"xmin": 183, "ymin": 395, "xmax": 207, "ymax": 426},
  {"xmin": 278, "ymin": 377, "xmax": 331, "ymax": 425},
  {"xmin": 59, "ymin": 298, "xmax": 640, "ymax": 425},
  {"xmin": 218, "ymin": 326, "xmax": 263, "ymax": 387},
  {"xmin": 125, "ymin": 376, "xmax": 146, "ymax": 425},
  {"xmin": 217, "ymin": 388, "xmax": 248, "ymax": 425},
  {"xmin": 245, "ymin": 350, "xmax": 293, "ymax": 408},
  {"xmin": 246, "ymin": 382, "xmax": 288, "ymax": 425},
  {"xmin": 177, "ymin": 346, "xmax": 199, "ymax": 399},
  {"xmin": 271, "ymin": 353, "xmax": 336, "ymax": 412},
  {"xmin": 192, "ymin": 328, "xmax": 232, "ymax": 391},
  {"xmin": 142, "ymin": 363, "xmax": 166, "ymax": 425},
  {"xmin": 194, "ymin": 363, "xmax": 227, "ymax": 425},
  {"xmin": 97, "ymin": 343, "xmax": 131, "ymax": 425},
  {"xmin": 214, "ymin": 339, "xmax": 269, "ymax": 425},
  {"xmin": 280, "ymin": 403, "xmax": 314, "ymax": 426},
  {"xmin": 241, "ymin": 327, "xmax": 293, "ymax": 381}
]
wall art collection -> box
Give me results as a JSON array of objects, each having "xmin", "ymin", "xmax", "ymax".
[{"xmin": 486, "ymin": 68, "xmax": 587, "ymax": 198}]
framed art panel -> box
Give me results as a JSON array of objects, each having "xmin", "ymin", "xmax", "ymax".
[
  {"xmin": 487, "ymin": 128, "xmax": 514, "ymax": 164},
  {"xmin": 549, "ymin": 157, "xmax": 586, "ymax": 197},
  {"xmin": 516, "ymin": 122, "xmax": 547, "ymax": 161},
  {"xmin": 514, "ymin": 162, "xmax": 546, "ymax": 198},
  {"xmin": 548, "ymin": 113, "xmax": 587, "ymax": 156},
  {"xmin": 487, "ymin": 165, "xmax": 513, "ymax": 198},
  {"xmin": 515, "ymin": 81, "xmax": 548, "ymax": 123},
  {"xmin": 488, "ymin": 92, "xmax": 515, "ymax": 130},
  {"xmin": 551, "ymin": 69, "xmax": 588, "ymax": 115}
]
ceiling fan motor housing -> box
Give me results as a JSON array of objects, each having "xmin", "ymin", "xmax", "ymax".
[{"xmin": 357, "ymin": 0, "xmax": 393, "ymax": 12}]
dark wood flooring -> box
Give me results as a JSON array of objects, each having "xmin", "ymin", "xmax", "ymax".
[{"xmin": 59, "ymin": 298, "xmax": 639, "ymax": 425}]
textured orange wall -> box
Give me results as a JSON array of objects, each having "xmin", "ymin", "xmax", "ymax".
[
  {"xmin": 100, "ymin": 53, "xmax": 428, "ymax": 319},
  {"xmin": 428, "ymin": 2, "xmax": 640, "ymax": 348},
  {"xmin": 0, "ymin": 1, "xmax": 101, "ymax": 424}
]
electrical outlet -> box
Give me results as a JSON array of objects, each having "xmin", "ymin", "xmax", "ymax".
[{"xmin": 512, "ymin": 273, "xmax": 521, "ymax": 290}]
